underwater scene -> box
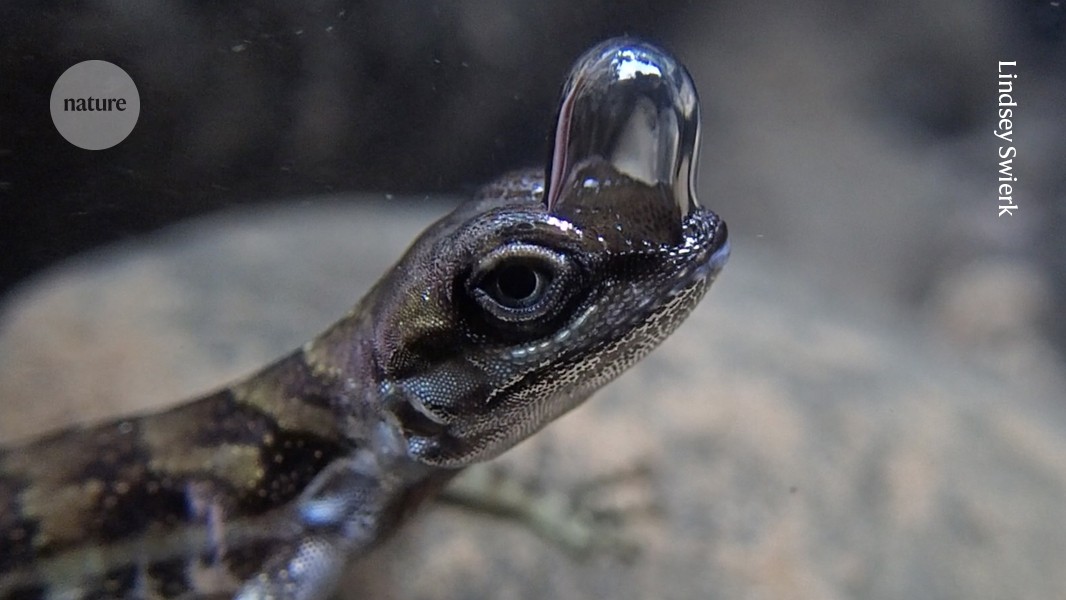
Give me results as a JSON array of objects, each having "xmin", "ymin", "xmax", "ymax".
[{"xmin": 1, "ymin": 2, "xmax": 1065, "ymax": 599}]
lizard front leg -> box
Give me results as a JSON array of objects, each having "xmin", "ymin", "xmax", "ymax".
[
  {"xmin": 233, "ymin": 458, "xmax": 383, "ymax": 600},
  {"xmin": 235, "ymin": 439, "xmax": 454, "ymax": 600}
]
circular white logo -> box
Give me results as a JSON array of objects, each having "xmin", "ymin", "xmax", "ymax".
[{"xmin": 50, "ymin": 60, "xmax": 140, "ymax": 150}]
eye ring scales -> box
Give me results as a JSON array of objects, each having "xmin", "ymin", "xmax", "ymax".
[{"xmin": 468, "ymin": 244, "xmax": 576, "ymax": 327}]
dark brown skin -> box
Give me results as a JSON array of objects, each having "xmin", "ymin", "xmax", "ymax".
[{"xmin": 0, "ymin": 39, "xmax": 728, "ymax": 600}]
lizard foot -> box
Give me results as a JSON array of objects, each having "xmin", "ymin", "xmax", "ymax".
[{"xmin": 439, "ymin": 461, "xmax": 660, "ymax": 561}]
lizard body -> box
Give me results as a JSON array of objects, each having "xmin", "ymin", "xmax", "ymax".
[{"xmin": 0, "ymin": 38, "xmax": 728, "ymax": 599}]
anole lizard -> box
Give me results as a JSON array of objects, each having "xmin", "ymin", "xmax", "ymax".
[{"xmin": 0, "ymin": 38, "xmax": 728, "ymax": 600}]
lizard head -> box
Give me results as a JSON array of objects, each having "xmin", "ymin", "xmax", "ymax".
[{"xmin": 369, "ymin": 39, "xmax": 729, "ymax": 467}]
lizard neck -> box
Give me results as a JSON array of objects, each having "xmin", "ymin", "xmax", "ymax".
[
  {"xmin": 299, "ymin": 299, "xmax": 401, "ymax": 455},
  {"xmin": 294, "ymin": 298, "xmax": 455, "ymax": 505}
]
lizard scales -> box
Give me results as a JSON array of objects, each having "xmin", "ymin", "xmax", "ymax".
[{"xmin": 0, "ymin": 38, "xmax": 729, "ymax": 600}]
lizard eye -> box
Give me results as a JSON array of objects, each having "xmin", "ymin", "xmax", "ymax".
[{"xmin": 468, "ymin": 244, "xmax": 577, "ymax": 328}]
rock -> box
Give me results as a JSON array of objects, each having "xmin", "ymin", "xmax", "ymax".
[{"xmin": 1, "ymin": 199, "xmax": 1064, "ymax": 599}]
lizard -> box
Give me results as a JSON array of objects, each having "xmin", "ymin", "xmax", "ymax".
[{"xmin": 0, "ymin": 38, "xmax": 729, "ymax": 600}]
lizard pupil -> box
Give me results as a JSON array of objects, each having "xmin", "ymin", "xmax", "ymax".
[{"xmin": 492, "ymin": 263, "xmax": 544, "ymax": 307}]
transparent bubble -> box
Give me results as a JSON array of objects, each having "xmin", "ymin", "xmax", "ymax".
[{"xmin": 544, "ymin": 38, "xmax": 701, "ymax": 221}]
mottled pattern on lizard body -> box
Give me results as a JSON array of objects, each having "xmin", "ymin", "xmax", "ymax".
[{"xmin": 0, "ymin": 38, "xmax": 728, "ymax": 600}]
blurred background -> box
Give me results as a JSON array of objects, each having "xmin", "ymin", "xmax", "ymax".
[
  {"xmin": 2, "ymin": 1, "xmax": 1063, "ymax": 349},
  {"xmin": 3, "ymin": 2, "xmax": 1066, "ymax": 598}
]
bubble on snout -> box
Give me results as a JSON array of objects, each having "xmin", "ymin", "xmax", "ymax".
[{"xmin": 544, "ymin": 39, "xmax": 702, "ymax": 248}]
